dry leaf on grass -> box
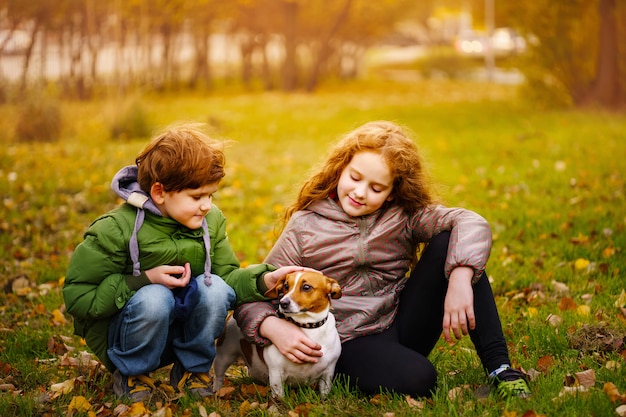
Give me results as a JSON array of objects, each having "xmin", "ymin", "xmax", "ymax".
[
  {"xmin": 536, "ymin": 355, "xmax": 554, "ymax": 372},
  {"xmin": 604, "ymin": 382, "xmax": 626, "ymax": 403},
  {"xmin": 574, "ymin": 369, "xmax": 596, "ymax": 388}
]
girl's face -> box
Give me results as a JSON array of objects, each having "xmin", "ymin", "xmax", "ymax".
[
  {"xmin": 336, "ymin": 151, "xmax": 393, "ymax": 217},
  {"xmin": 151, "ymin": 182, "xmax": 219, "ymax": 229}
]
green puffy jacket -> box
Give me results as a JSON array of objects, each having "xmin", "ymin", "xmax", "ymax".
[{"xmin": 63, "ymin": 203, "xmax": 273, "ymax": 371}]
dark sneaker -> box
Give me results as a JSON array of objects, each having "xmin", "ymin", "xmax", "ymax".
[
  {"xmin": 493, "ymin": 368, "xmax": 531, "ymax": 398},
  {"xmin": 113, "ymin": 369, "xmax": 156, "ymax": 402},
  {"xmin": 169, "ymin": 361, "xmax": 213, "ymax": 398}
]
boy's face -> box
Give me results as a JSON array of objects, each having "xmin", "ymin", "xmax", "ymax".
[{"xmin": 151, "ymin": 182, "xmax": 220, "ymax": 229}]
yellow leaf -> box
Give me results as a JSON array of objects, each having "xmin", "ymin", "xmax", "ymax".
[
  {"xmin": 527, "ymin": 307, "xmax": 539, "ymax": 318},
  {"xmin": 69, "ymin": 395, "xmax": 91, "ymax": 412},
  {"xmin": 128, "ymin": 402, "xmax": 148, "ymax": 416},
  {"xmin": 603, "ymin": 247, "xmax": 615, "ymax": 258},
  {"xmin": 574, "ymin": 258, "xmax": 590, "ymax": 270},
  {"xmin": 577, "ymin": 305, "xmax": 590, "ymax": 316},
  {"xmin": 52, "ymin": 309, "xmax": 67, "ymax": 325},
  {"xmin": 615, "ymin": 290, "xmax": 626, "ymax": 308}
]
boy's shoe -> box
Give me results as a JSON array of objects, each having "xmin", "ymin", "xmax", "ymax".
[
  {"xmin": 113, "ymin": 369, "xmax": 156, "ymax": 402},
  {"xmin": 492, "ymin": 368, "xmax": 531, "ymax": 398},
  {"xmin": 169, "ymin": 361, "xmax": 214, "ymax": 398}
]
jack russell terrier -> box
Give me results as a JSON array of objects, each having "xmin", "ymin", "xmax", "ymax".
[{"xmin": 213, "ymin": 271, "xmax": 342, "ymax": 399}]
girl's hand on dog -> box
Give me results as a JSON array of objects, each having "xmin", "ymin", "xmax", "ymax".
[
  {"xmin": 260, "ymin": 315, "xmax": 323, "ymax": 364},
  {"xmin": 145, "ymin": 262, "xmax": 191, "ymax": 289}
]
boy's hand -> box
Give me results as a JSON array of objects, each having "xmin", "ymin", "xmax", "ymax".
[
  {"xmin": 145, "ymin": 262, "xmax": 191, "ymax": 289},
  {"xmin": 263, "ymin": 266, "xmax": 321, "ymax": 290}
]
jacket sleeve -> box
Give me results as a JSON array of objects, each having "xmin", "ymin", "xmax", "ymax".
[
  {"xmin": 263, "ymin": 214, "xmax": 304, "ymax": 268},
  {"xmin": 233, "ymin": 301, "xmax": 277, "ymax": 346},
  {"xmin": 207, "ymin": 206, "xmax": 276, "ymax": 305},
  {"xmin": 411, "ymin": 205, "xmax": 492, "ymax": 283},
  {"xmin": 63, "ymin": 215, "xmax": 150, "ymax": 322}
]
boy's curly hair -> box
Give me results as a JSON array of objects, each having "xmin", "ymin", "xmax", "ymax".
[{"xmin": 136, "ymin": 124, "xmax": 226, "ymax": 193}]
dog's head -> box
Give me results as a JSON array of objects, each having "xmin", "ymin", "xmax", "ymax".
[{"xmin": 265, "ymin": 271, "xmax": 342, "ymax": 315}]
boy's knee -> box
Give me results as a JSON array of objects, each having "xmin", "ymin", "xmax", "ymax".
[
  {"xmin": 131, "ymin": 285, "xmax": 174, "ymax": 319},
  {"xmin": 197, "ymin": 274, "xmax": 236, "ymax": 309}
]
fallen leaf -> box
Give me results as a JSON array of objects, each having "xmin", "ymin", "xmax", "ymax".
[
  {"xmin": 574, "ymin": 369, "xmax": 596, "ymax": 388},
  {"xmin": 215, "ymin": 386, "xmax": 236, "ymax": 398},
  {"xmin": 51, "ymin": 309, "xmax": 67, "ymax": 325},
  {"xmin": 603, "ymin": 382, "xmax": 626, "ymax": 402},
  {"xmin": 447, "ymin": 385, "xmax": 470, "ymax": 401},
  {"xmin": 405, "ymin": 395, "xmax": 425, "ymax": 409},
  {"xmin": 49, "ymin": 378, "xmax": 75, "ymax": 397},
  {"xmin": 603, "ymin": 247, "xmax": 616, "ymax": 258},
  {"xmin": 574, "ymin": 258, "xmax": 590, "ymax": 269},
  {"xmin": 537, "ymin": 355, "xmax": 555, "ymax": 372},
  {"xmin": 577, "ymin": 305, "xmax": 591, "ymax": 316},
  {"xmin": 241, "ymin": 383, "xmax": 269, "ymax": 397},
  {"xmin": 616, "ymin": 404, "xmax": 626, "ymax": 417},
  {"xmin": 239, "ymin": 400, "xmax": 251, "ymax": 416},
  {"xmin": 558, "ymin": 296, "xmax": 577, "ymax": 311},
  {"xmin": 615, "ymin": 290, "xmax": 626, "ymax": 308},
  {"xmin": 552, "ymin": 280, "xmax": 569, "ymax": 294},
  {"xmin": 128, "ymin": 402, "xmax": 149, "ymax": 417},
  {"xmin": 68, "ymin": 395, "xmax": 91, "ymax": 412},
  {"xmin": 113, "ymin": 403, "xmax": 129, "ymax": 416},
  {"xmin": 546, "ymin": 314, "xmax": 562, "ymax": 327}
]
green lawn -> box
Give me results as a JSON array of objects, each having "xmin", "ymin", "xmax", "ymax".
[{"xmin": 1, "ymin": 79, "xmax": 625, "ymax": 416}]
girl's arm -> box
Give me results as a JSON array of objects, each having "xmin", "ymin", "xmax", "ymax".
[{"xmin": 413, "ymin": 205, "xmax": 492, "ymax": 283}]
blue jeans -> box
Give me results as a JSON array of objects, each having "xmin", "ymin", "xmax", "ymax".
[{"xmin": 107, "ymin": 274, "xmax": 235, "ymax": 376}]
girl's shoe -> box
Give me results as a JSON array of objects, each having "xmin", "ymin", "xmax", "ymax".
[
  {"xmin": 492, "ymin": 368, "xmax": 531, "ymax": 398},
  {"xmin": 112, "ymin": 369, "xmax": 156, "ymax": 401}
]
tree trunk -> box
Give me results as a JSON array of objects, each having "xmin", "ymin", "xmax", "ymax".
[
  {"xmin": 306, "ymin": 0, "xmax": 353, "ymax": 92},
  {"xmin": 281, "ymin": 1, "xmax": 298, "ymax": 91},
  {"xmin": 582, "ymin": 0, "xmax": 621, "ymax": 108}
]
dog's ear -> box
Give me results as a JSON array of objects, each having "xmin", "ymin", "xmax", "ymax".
[
  {"xmin": 264, "ymin": 275, "xmax": 287, "ymax": 298},
  {"xmin": 326, "ymin": 277, "xmax": 342, "ymax": 299}
]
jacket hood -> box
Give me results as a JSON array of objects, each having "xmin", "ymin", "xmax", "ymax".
[
  {"xmin": 110, "ymin": 165, "xmax": 213, "ymax": 283},
  {"xmin": 111, "ymin": 165, "xmax": 162, "ymax": 216}
]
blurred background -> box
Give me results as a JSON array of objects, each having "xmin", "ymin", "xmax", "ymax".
[{"xmin": 0, "ymin": 0, "xmax": 624, "ymax": 110}]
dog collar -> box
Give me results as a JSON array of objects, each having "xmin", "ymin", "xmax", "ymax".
[{"xmin": 278, "ymin": 312, "xmax": 328, "ymax": 329}]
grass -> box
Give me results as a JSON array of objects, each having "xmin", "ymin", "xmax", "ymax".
[{"xmin": 0, "ymin": 78, "xmax": 625, "ymax": 416}]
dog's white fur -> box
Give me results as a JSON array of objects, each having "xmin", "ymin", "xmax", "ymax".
[{"xmin": 213, "ymin": 271, "xmax": 342, "ymax": 399}]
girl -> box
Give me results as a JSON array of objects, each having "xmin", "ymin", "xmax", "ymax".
[{"xmin": 234, "ymin": 120, "xmax": 530, "ymax": 398}]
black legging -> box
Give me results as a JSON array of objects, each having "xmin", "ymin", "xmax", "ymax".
[{"xmin": 334, "ymin": 231, "xmax": 510, "ymax": 398}]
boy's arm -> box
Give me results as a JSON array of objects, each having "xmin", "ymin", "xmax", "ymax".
[
  {"xmin": 63, "ymin": 215, "xmax": 150, "ymax": 320},
  {"xmin": 207, "ymin": 207, "xmax": 275, "ymax": 305}
]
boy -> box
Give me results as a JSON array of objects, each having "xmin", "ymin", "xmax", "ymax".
[{"xmin": 63, "ymin": 124, "xmax": 300, "ymax": 401}]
